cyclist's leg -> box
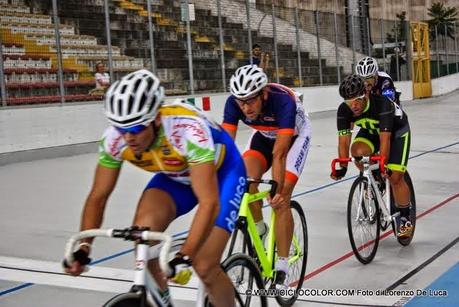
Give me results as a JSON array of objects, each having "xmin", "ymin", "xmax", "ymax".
[
  {"xmin": 274, "ymin": 132, "xmax": 311, "ymax": 287},
  {"xmin": 273, "ymin": 179, "xmax": 293, "ymax": 259},
  {"xmin": 387, "ymin": 129, "xmax": 412, "ymax": 236},
  {"xmin": 351, "ymin": 129, "xmax": 379, "ymax": 171},
  {"xmin": 242, "ymin": 131, "xmax": 272, "ymax": 235},
  {"xmin": 193, "ymin": 147, "xmax": 246, "ymax": 307},
  {"xmin": 194, "ymin": 227, "xmax": 235, "ymax": 307},
  {"xmin": 134, "ymin": 173, "xmax": 198, "ymax": 291}
]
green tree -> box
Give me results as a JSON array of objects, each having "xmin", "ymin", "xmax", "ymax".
[
  {"xmin": 426, "ymin": 2, "xmax": 458, "ymax": 40},
  {"xmin": 387, "ymin": 11, "xmax": 407, "ymax": 43}
]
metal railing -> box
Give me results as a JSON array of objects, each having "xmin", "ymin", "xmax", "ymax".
[{"xmin": 0, "ymin": 0, "xmax": 458, "ymax": 106}]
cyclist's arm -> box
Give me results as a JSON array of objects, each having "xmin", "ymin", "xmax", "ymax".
[
  {"xmin": 65, "ymin": 164, "xmax": 120, "ymax": 276},
  {"xmin": 337, "ymin": 103, "xmax": 352, "ymax": 167},
  {"xmin": 222, "ymin": 124, "xmax": 237, "ymax": 140},
  {"xmin": 338, "ymin": 134, "xmax": 351, "ymax": 167},
  {"xmin": 222, "ymin": 96, "xmax": 240, "ymax": 140},
  {"xmin": 181, "ymin": 162, "xmax": 220, "ymax": 259},
  {"xmin": 379, "ymin": 132, "xmax": 391, "ymax": 166},
  {"xmin": 79, "ymin": 164, "xmax": 121, "ymax": 246}
]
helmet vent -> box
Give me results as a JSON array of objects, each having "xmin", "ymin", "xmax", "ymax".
[
  {"xmin": 109, "ymin": 95, "xmax": 115, "ymax": 114},
  {"xmin": 133, "ymin": 79, "xmax": 142, "ymax": 93},
  {"xmin": 147, "ymin": 96, "xmax": 156, "ymax": 113},
  {"xmin": 128, "ymin": 94, "xmax": 135, "ymax": 114},
  {"xmin": 117, "ymin": 98, "xmax": 123, "ymax": 115},
  {"xmin": 138, "ymin": 92, "xmax": 147, "ymax": 111}
]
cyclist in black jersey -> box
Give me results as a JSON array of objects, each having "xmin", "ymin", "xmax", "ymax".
[{"xmin": 330, "ymin": 74, "xmax": 413, "ymax": 239}]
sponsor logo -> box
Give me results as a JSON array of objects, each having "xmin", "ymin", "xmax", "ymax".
[
  {"xmin": 225, "ymin": 176, "xmax": 247, "ymax": 232},
  {"xmin": 171, "ymin": 121, "xmax": 209, "ymax": 147},
  {"xmin": 294, "ymin": 136, "xmax": 310, "ymax": 172},
  {"xmin": 109, "ymin": 134, "xmax": 123, "ymax": 156},
  {"xmin": 163, "ymin": 159, "xmax": 184, "ymax": 166},
  {"xmin": 263, "ymin": 116, "xmax": 276, "ymax": 122}
]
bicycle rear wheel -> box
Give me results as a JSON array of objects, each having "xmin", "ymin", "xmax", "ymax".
[
  {"xmin": 347, "ymin": 176, "xmax": 381, "ymax": 264},
  {"xmin": 274, "ymin": 200, "xmax": 308, "ymax": 306},
  {"xmin": 222, "ymin": 253, "xmax": 268, "ymax": 307},
  {"xmin": 390, "ymin": 171, "xmax": 416, "ymax": 246}
]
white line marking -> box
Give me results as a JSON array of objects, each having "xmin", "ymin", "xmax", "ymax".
[{"xmin": 0, "ymin": 256, "xmax": 199, "ymax": 301}]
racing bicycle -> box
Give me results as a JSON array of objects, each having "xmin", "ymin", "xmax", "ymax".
[
  {"xmin": 226, "ymin": 178, "xmax": 308, "ymax": 306},
  {"xmin": 331, "ymin": 155, "xmax": 416, "ymax": 264}
]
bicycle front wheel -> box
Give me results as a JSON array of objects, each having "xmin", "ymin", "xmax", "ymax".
[
  {"xmin": 225, "ymin": 218, "xmax": 253, "ymax": 259},
  {"xmin": 222, "ymin": 253, "xmax": 268, "ymax": 307},
  {"xmin": 347, "ymin": 176, "xmax": 381, "ymax": 264},
  {"xmin": 103, "ymin": 292, "xmax": 152, "ymax": 307},
  {"xmin": 274, "ymin": 200, "xmax": 308, "ymax": 306}
]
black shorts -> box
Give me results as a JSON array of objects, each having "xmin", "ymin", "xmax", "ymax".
[
  {"xmin": 243, "ymin": 130, "xmax": 311, "ymax": 183},
  {"xmin": 353, "ymin": 126, "xmax": 411, "ymax": 172}
]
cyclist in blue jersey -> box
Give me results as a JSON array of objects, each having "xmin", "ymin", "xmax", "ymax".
[
  {"xmin": 64, "ymin": 69, "xmax": 246, "ymax": 307},
  {"xmin": 222, "ymin": 64, "xmax": 312, "ymax": 289},
  {"xmin": 355, "ymin": 56, "xmax": 403, "ymax": 114}
]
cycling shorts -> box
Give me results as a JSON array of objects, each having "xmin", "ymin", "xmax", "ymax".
[
  {"xmin": 352, "ymin": 126, "xmax": 411, "ymax": 172},
  {"xmin": 243, "ymin": 126, "xmax": 311, "ymax": 183},
  {"xmin": 145, "ymin": 141, "xmax": 246, "ymax": 233}
]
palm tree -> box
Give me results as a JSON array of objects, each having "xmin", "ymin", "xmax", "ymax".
[{"xmin": 426, "ymin": 2, "xmax": 458, "ymax": 40}]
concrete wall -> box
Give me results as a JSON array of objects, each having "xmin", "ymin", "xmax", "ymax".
[
  {"xmin": 0, "ymin": 74, "xmax": 456, "ymax": 161},
  {"xmin": 190, "ymin": 80, "xmax": 413, "ymax": 124},
  {"xmin": 432, "ymin": 73, "xmax": 459, "ymax": 96}
]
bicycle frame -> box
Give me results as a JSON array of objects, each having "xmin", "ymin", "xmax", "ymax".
[
  {"xmin": 237, "ymin": 179, "xmax": 303, "ymax": 279},
  {"xmin": 331, "ymin": 156, "xmax": 395, "ymax": 223}
]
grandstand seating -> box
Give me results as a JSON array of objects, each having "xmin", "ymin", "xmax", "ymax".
[
  {"xmin": 1, "ymin": 0, "xmax": 345, "ymax": 105},
  {"xmin": 57, "ymin": 0, "xmax": 342, "ymax": 94},
  {"xmin": 0, "ymin": 1, "xmax": 143, "ymax": 105}
]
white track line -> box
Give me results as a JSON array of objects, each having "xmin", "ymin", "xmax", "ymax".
[{"xmin": 0, "ymin": 256, "xmax": 200, "ymax": 301}]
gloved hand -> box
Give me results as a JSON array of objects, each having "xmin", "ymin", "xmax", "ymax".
[
  {"xmin": 63, "ymin": 248, "xmax": 92, "ymax": 276},
  {"xmin": 168, "ymin": 253, "xmax": 192, "ymax": 285},
  {"xmin": 331, "ymin": 166, "xmax": 347, "ymax": 180}
]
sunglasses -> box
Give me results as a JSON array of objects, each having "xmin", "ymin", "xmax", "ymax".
[
  {"xmin": 236, "ymin": 93, "xmax": 262, "ymax": 106},
  {"xmin": 345, "ymin": 93, "xmax": 366, "ymax": 105},
  {"xmin": 115, "ymin": 124, "xmax": 148, "ymax": 135}
]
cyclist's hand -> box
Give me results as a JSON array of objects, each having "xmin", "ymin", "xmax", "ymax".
[
  {"xmin": 331, "ymin": 166, "xmax": 347, "ymax": 180},
  {"xmin": 168, "ymin": 253, "xmax": 192, "ymax": 285},
  {"xmin": 63, "ymin": 249, "xmax": 92, "ymax": 276},
  {"xmin": 269, "ymin": 193, "xmax": 289, "ymax": 209}
]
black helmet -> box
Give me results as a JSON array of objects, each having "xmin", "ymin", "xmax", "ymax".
[{"xmin": 339, "ymin": 74, "xmax": 366, "ymax": 99}]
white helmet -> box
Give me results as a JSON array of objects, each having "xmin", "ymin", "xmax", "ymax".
[
  {"xmin": 355, "ymin": 56, "xmax": 379, "ymax": 78},
  {"xmin": 104, "ymin": 69, "xmax": 164, "ymax": 128},
  {"xmin": 229, "ymin": 65, "xmax": 268, "ymax": 99}
]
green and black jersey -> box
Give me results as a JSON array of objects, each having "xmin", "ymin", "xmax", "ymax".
[{"xmin": 336, "ymin": 94, "xmax": 409, "ymax": 136}]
